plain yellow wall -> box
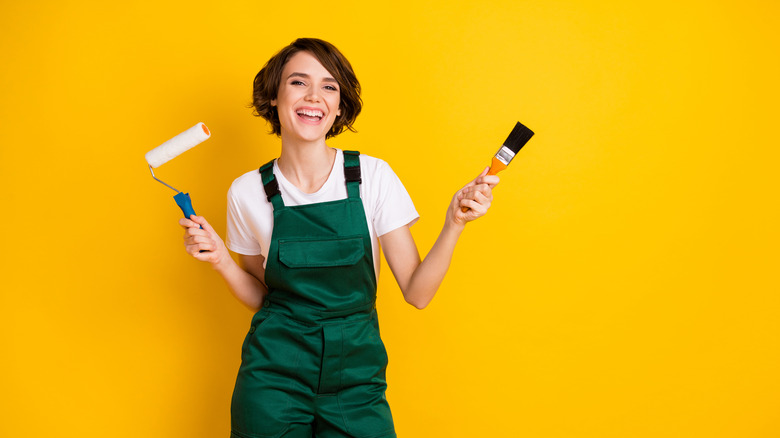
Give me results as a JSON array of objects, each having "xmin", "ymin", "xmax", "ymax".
[{"xmin": 2, "ymin": 1, "xmax": 778, "ymax": 437}]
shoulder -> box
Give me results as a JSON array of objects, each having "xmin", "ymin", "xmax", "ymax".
[
  {"xmin": 228, "ymin": 168, "xmax": 264, "ymax": 201},
  {"xmin": 356, "ymin": 153, "xmax": 395, "ymax": 178}
]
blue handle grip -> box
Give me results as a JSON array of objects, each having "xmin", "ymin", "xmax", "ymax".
[
  {"xmin": 174, "ymin": 192, "xmax": 205, "ymax": 250},
  {"xmin": 174, "ymin": 192, "xmax": 197, "ymax": 219}
]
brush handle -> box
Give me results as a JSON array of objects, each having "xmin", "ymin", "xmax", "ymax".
[{"xmin": 460, "ymin": 157, "xmax": 505, "ymax": 213}]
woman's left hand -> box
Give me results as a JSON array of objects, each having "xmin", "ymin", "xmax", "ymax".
[{"xmin": 448, "ymin": 167, "xmax": 500, "ymax": 226}]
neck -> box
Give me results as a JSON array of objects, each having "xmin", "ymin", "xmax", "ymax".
[{"xmin": 277, "ymin": 138, "xmax": 337, "ymax": 194}]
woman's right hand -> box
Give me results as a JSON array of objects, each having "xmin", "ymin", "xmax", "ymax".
[{"xmin": 179, "ymin": 215, "xmax": 231, "ymax": 267}]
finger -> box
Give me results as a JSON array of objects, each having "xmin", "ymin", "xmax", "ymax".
[
  {"xmin": 473, "ymin": 183, "xmax": 494, "ymax": 201},
  {"xmin": 185, "ymin": 242, "xmax": 202, "ymax": 256},
  {"xmin": 471, "ymin": 190, "xmax": 489, "ymax": 204},
  {"xmin": 186, "ymin": 239, "xmax": 216, "ymax": 255},
  {"xmin": 477, "ymin": 175, "xmax": 500, "ymax": 188},
  {"xmin": 184, "ymin": 226, "xmax": 208, "ymax": 239},
  {"xmin": 189, "ymin": 215, "xmax": 209, "ymax": 227},
  {"xmin": 459, "ymin": 198, "xmax": 486, "ymax": 216},
  {"xmin": 473, "ymin": 166, "xmax": 489, "ymax": 183},
  {"xmin": 463, "ymin": 167, "xmax": 490, "ymax": 189},
  {"xmin": 197, "ymin": 217, "xmax": 217, "ymax": 234},
  {"xmin": 190, "ymin": 215, "xmax": 222, "ymax": 237},
  {"xmin": 462, "ymin": 185, "xmax": 492, "ymax": 202},
  {"xmin": 468, "ymin": 193, "xmax": 491, "ymax": 213},
  {"xmin": 179, "ymin": 217, "xmax": 200, "ymax": 229},
  {"xmin": 185, "ymin": 233, "xmax": 210, "ymax": 245},
  {"xmin": 469, "ymin": 187, "xmax": 494, "ymax": 206},
  {"xmin": 196, "ymin": 240, "xmax": 217, "ymax": 253}
]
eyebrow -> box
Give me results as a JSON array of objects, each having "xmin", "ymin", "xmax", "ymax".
[{"xmin": 287, "ymin": 72, "xmax": 339, "ymax": 84}]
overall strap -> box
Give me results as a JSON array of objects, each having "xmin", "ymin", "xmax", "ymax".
[
  {"xmin": 259, "ymin": 160, "xmax": 284, "ymax": 210},
  {"xmin": 343, "ymin": 150, "xmax": 361, "ymax": 199}
]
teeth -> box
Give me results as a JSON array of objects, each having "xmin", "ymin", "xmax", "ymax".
[{"xmin": 297, "ymin": 109, "xmax": 323, "ymax": 118}]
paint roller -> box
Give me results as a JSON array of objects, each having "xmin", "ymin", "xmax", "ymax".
[{"xmin": 145, "ymin": 122, "xmax": 211, "ymax": 220}]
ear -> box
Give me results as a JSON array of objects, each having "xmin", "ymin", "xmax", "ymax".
[
  {"xmin": 271, "ymin": 99, "xmax": 277, "ymax": 106},
  {"xmin": 337, "ymin": 108, "xmax": 341, "ymax": 116}
]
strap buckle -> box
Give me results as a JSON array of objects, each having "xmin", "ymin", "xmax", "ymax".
[
  {"xmin": 344, "ymin": 166, "xmax": 361, "ymax": 184},
  {"xmin": 263, "ymin": 177, "xmax": 280, "ymax": 203}
]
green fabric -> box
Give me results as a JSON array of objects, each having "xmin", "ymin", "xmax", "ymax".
[
  {"xmin": 232, "ymin": 153, "xmax": 396, "ymax": 438},
  {"xmin": 259, "ymin": 162, "xmax": 284, "ymax": 211},
  {"xmin": 343, "ymin": 150, "xmax": 361, "ymax": 199}
]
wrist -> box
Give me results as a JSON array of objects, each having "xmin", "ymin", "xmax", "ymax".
[
  {"xmin": 212, "ymin": 251, "xmax": 235, "ymax": 273},
  {"xmin": 443, "ymin": 219, "xmax": 466, "ymax": 237}
]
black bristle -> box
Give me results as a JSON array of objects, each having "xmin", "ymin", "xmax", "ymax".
[{"xmin": 503, "ymin": 121, "xmax": 535, "ymax": 153}]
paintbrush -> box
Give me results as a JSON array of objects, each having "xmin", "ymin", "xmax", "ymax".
[{"xmin": 462, "ymin": 121, "xmax": 535, "ymax": 212}]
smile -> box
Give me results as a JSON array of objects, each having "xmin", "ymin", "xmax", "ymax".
[{"xmin": 296, "ymin": 108, "xmax": 324, "ymax": 122}]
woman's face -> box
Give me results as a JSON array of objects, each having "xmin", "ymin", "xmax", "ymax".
[{"xmin": 272, "ymin": 51, "xmax": 341, "ymax": 143}]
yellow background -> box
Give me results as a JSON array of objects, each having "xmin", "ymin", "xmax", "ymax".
[{"xmin": 2, "ymin": 1, "xmax": 778, "ymax": 437}]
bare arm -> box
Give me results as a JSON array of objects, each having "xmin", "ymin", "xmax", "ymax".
[
  {"xmin": 379, "ymin": 168, "xmax": 499, "ymax": 309},
  {"xmin": 180, "ymin": 215, "xmax": 268, "ymax": 311}
]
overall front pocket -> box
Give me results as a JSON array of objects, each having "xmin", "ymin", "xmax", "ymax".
[{"xmin": 278, "ymin": 236, "xmax": 364, "ymax": 268}]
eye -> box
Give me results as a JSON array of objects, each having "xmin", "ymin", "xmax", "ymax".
[
  {"xmin": 324, "ymin": 85, "xmax": 338, "ymax": 91},
  {"xmin": 291, "ymin": 80, "xmax": 305, "ymax": 86}
]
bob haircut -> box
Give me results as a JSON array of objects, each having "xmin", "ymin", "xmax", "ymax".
[{"xmin": 252, "ymin": 38, "xmax": 362, "ymax": 139}]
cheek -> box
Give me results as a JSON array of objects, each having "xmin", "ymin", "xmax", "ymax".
[
  {"xmin": 331, "ymin": 96, "xmax": 342, "ymax": 114},
  {"xmin": 275, "ymin": 87, "xmax": 295, "ymax": 106}
]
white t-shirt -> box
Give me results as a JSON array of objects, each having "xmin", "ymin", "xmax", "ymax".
[{"xmin": 226, "ymin": 149, "xmax": 419, "ymax": 277}]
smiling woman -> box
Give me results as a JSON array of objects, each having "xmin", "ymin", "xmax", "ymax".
[
  {"xmin": 178, "ymin": 37, "xmax": 499, "ymax": 438},
  {"xmin": 251, "ymin": 38, "xmax": 362, "ymax": 140},
  {"xmin": 271, "ymin": 53, "xmax": 343, "ymax": 144}
]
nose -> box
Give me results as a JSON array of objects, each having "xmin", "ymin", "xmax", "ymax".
[{"xmin": 305, "ymin": 86, "xmax": 321, "ymax": 102}]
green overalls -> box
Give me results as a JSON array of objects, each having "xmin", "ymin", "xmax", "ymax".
[{"xmin": 231, "ymin": 151, "xmax": 396, "ymax": 438}]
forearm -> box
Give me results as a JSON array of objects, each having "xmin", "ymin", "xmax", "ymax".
[
  {"xmin": 402, "ymin": 222, "xmax": 464, "ymax": 309},
  {"xmin": 213, "ymin": 257, "xmax": 268, "ymax": 311},
  {"xmin": 382, "ymin": 169, "xmax": 499, "ymax": 309},
  {"xmin": 181, "ymin": 215, "xmax": 268, "ymax": 311}
]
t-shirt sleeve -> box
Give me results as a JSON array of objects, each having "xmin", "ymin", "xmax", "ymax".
[
  {"xmin": 369, "ymin": 158, "xmax": 419, "ymax": 237},
  {"xmin": 226, "ymin": 183, "xmax": 263, "ymax": 255}
]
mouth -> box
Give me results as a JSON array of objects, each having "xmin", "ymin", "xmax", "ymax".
[{"xmin": 296, "ymin": 108, "xmax": 325, "ymax": 123}]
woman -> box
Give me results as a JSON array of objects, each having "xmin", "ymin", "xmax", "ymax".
[{"xmin": 180, "ymin": 38, "xmax": 498, "ymax": 438}]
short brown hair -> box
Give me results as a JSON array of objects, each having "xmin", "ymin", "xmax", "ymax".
[{"xmin": 251, "ymin": 38, "xmax": 362, "ymax": 139}]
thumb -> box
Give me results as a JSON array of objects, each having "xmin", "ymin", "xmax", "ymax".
[
  {"xmin": 190, "ymin": 215, "xmax": 214, "ymax": 233},
  {"xmin": 467, "ymin": 167, "xmax": 490, "ymax": 186}
]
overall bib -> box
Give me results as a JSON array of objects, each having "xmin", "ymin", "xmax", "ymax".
[{"xmin": 231, "ymin": 151, "xmax": 396, "ymax": 438}]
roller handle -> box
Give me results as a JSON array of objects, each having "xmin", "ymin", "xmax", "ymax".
[
  {"xmin": 174, "ymin": 192, "xmax": 209, "ymax": 252},
  {"xmin": 460, "ymin": 157, "xmax": 506, "ymax": 213},
  {"xmin": 174, "ymin": 192, "xmax": 198, "ymax": 222}
]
